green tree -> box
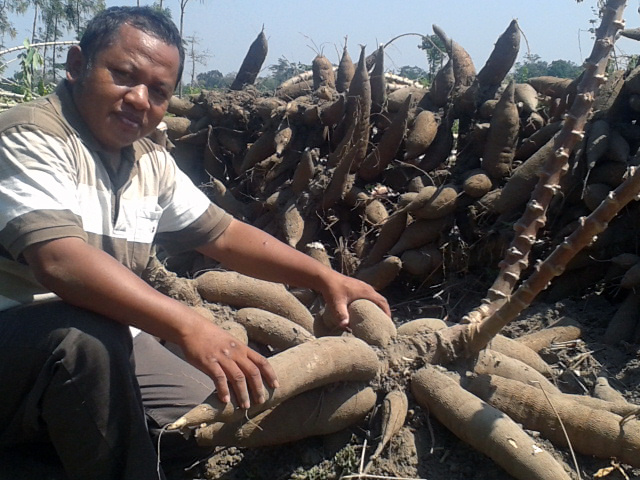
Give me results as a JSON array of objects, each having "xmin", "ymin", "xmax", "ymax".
[
  {"xmin": 547, "ymin": 59, "xmax": 582, "ymax": 78},
  {"xmin": 65, "ymin": 0, "xmax": 105, "ymax": 37},
  {"xmin": 28, "ymin": 0, "xmax": 39, "ymax": 43},
  {"xmin": 252, "ymin": 57, "xmax": 311, "ymax": 93},
  {"xmin": 196, "ymin": 69, "xmax": 228, "ymax": 89},
  {"xmin": 399, "ymin": 65, "xmax": 427, "ymax": 82},
  {"xmin": 150, "ymin": 1, "xmax": 171, "ymax": 19},
  {"xmin": 61, "ymin": 0, "xmax": 105, "ymax": 82},
  {"xmin": 418, "ymin": 33, "xmax": 446, "ymax": 82},
  {"xmin": 2, "ymin": 0, "xmax": 103, "ymax": 95},
  {"xmin": 33, "ymin": 0, "xmax": 104, "ymax": 82},
  {"xmin": 38, "ymin": 0, "xmax": 66, "ymax": 80},
  {"xmin": 0, "ymin": 0, "xmax": 30, "ymax": 76},
  {"xmin": 267, "ymin": 57, "xmax": 311, "ymax": 85},
  {"xmin": 0, "ymin": 0, "xmax": 30, "ymax": 47},
  {"xmin": 512, "ymin": 54, "xmax": 582, "ymax": 83},
  {"xmin": 11, "ymin": 39, "xmax": 46, "ymax": 100},
  {"xmin": 513, "ymin": 54, "xmax": 548, "ymax": 83}
]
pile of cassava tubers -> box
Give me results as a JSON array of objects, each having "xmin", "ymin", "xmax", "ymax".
[{"xmin": 146, "ymin": 1, "xmax": 640, "ymax": 479}]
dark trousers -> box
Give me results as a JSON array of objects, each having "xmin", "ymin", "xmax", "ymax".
[{"xmin": 0, "ymin": 300, "xmax": 215, "ymax": 480}]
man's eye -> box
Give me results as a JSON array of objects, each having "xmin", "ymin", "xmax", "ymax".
[
  {"xmin": 111, "ymin": 69, "xmax": 132, "ymax": 84},
  {"xmin": 150, "ymin": 88, "xmax": 170, "ymax": 102}
]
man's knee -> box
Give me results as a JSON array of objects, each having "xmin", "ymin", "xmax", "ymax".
[
  {"xmin": 11, "ymin": 300, "xmax": 134, "ymax": 367},
  {"xmin": 54, "ymin": 322, "xmax": 133, "ymax": 377}
]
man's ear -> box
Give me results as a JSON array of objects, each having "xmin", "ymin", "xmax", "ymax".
[{"xmin": 66, "ymin": 46, "xmax": 85, "ymax": 84}]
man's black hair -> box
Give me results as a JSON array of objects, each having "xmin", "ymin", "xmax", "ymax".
[{"xmin": 79, "ymin": 6, "xmax": 185, "ymax": 85}]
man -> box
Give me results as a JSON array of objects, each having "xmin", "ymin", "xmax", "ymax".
[{"xmin": 0, "ymin": 6, "xmax": 390, "ymax": 480}]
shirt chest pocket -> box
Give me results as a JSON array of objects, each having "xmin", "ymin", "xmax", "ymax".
[{"xmin": 133, "ymin": 206, "xmax": 163, "ymax": 244}]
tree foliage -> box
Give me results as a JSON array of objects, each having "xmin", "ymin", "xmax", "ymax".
[
  {"xmin": 418, "ymin": 33, "xmax": 446, "ymax": 82},
  {"xmin": 512, "ymin": 53, "xmax": 582, "ymax": 83},
  {"xmin": 0, "ymin": 0, "xmax": 30, "ymax": 47},
  {"xmin": 7, "ymin": 39, "xmax": 50, "ymax": 101},
  {"xmin": 268, "ymin": 57, "xmax": 311, "ymax": 85},
  {"xmin": 196, "ymin": 69, "xmax": 227, "ymax": 89},
  {"xmin": 398, "ymin": 65, "xmax": 428, "ymax": 82},
  {"xmin": 1, "ymin": 0, "xmax": 104, "ymax": 100},
  {"xmin": 66, "ymin": 0, "xmax": 106, "ymax": 37},
  {"xmin": 150, "ymin": 1, "xmax": 172, "ymax": 19},
  {"xmin": 28, "ymin": 0, "xmax": 103, "ymax": 82},
  {"xmin": 251, "ymin": 57, "xmax": 311, "ymax": 92}
]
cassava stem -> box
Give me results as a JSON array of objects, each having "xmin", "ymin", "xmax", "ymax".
[
  {"xmin": 465, "ymin": 163, "xmax": 640, "ymax": 355},
  {"xmin": 464, "ymin": 0, "xmax": 627, "ymax": 324}
]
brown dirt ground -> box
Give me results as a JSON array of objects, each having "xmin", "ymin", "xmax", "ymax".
[{"xmin": 2, "ymin": 272, "xmax": 639, "ymax": 480}]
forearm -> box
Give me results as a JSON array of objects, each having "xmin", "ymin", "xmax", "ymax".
[
  {"xmin": 197, "ymin": 219, "xmax": 335, "ymax": 293},
  {"xmin": 197, "ymin": 219, "xmax": 391, "ymax": 324},
  {"xmin": 23, "ymin": 237, "xmax": 201, "ymax": 344}
]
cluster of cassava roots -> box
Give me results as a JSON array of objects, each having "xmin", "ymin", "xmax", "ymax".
[{"xmin": 144, "ymin": 1, "xmax": 640, "ymax": 478}]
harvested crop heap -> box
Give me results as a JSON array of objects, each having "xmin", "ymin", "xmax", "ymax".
[{"xmin": 148, "ymin": 1, "xmax": 640, "ymax": 479}]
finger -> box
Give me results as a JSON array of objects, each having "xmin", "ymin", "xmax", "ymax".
[
  {"xmin": 376, "ymin": 296, "xmax": 392, "ymax": 317},
  {"xmin": 247, "ymin": 349, "xmax": 279, "ymax": 390},
  {"xmin": 330, "ymin": 301, "xmax": 350, "ymax": 330},
  {"xmin": 206, "ymin": 338, "xmax": 255, "ymax": 409},
  {"xmin": 236, "ymin": 355, "xmax": 265, "ymax": 405},
  {"xmin": 225, "ymin": 362, "xmax": 251, "ymax": 410},
  {"xmin": 206, "ymin": 358, "xmax": 231, "ymax": 404},
  {"xmin": 217, "ymin": 341, "xmax": 253, "ymax": 409}
]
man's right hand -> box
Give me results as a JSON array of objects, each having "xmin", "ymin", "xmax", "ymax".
[{"xmin": 178, "ymin": 321, "xmax": 279, "ymax": 409}]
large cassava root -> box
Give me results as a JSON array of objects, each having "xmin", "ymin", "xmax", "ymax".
[
  {"xmin": 411, "ymin": 365, "xmax": 572, "ymax": 480},
  {"xmin": 194, "ymin": 270, "xmax": 314, "ymax": 332},
  {"xmin": 167, "ymin": 336, "xmax": 379, "ymax": 428},
  {"xmin": 467, "ymin": 373, "xmax": 640, "ymax": 467},
  {"xmin": 194, "ymin": 383, "xmax": 376, "ymax": 447},
  {"xmin": 514, "ymin": 316, "xmax": 583, "ymax": 352},
  {"xmin": 230, "ymin": 29, "xmax": 268, "ymax": 91},
  {"xmin": 234, "ymin": 307, "xmax": 314, "ymax": 350}
]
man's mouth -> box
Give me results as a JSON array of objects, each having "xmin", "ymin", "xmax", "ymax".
[{"xmin": 118, "ymin": 112, "xmax": 143, "ymax": 129}]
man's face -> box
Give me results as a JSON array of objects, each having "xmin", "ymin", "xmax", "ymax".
[{"xmin": 67, "ymin": 23, "xmax": 180, "ymax": 153}]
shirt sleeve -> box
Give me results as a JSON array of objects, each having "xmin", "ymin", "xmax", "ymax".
[
  {"xmin": 152, "ymin": 147, "xmax": 233, "ymax": 254},
  {"xmin": 0, "ymin": 123, "xmax": 87, "ymax": 260}
]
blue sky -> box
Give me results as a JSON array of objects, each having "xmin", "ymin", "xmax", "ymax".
[{"xmin": 5, "ymin": 0, "xmax": 640, "ymax": 78}]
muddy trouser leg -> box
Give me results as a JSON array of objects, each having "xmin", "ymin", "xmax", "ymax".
[
  {"xmin": 133, "ymin": 332, "xmax": 216, "ymax": 470},
  {"xmin": 0, "ymin": 300, "xmax": 161, "ymax": 480}
]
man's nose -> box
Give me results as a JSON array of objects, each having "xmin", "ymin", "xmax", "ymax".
[{"xmin": 125, "ymin": 84, "xmax": 150, "ymax": 110}]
